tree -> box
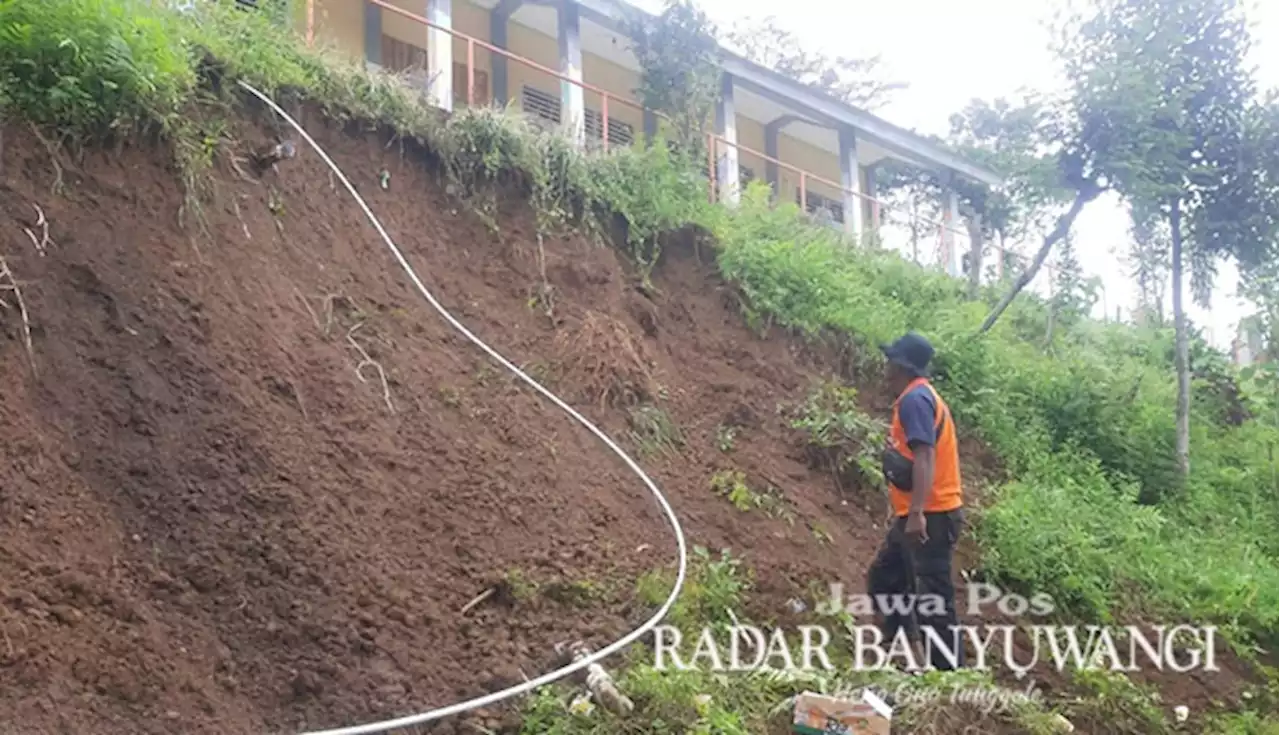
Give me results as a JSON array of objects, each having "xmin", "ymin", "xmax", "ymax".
[
  {"xmin": 1227, "ymin": 95, "xmax": 1280, "ymax": 363},
  {"xmin": 969, "ymin": 91, "xmax": 1108, "ymax": 332},
  {"xmin": 945, "ymin": 96, "xmax": 1071, "ymax": 300},
  {"xmin": 1127, "ymin": 206, "xmax": 1170, "ymax": 326},
  {"xmin": 722, "ymin": 17, "xmax": 905, "ymax": 110},
  {"xmin": 1059, "ymin": 0, "xmax": 1274, "ymax": 478},
  {"xmin": 872, "ymin": 94, "xmax": 1094, "ymax": 310},
  {"xmin": 626, "ymin": 0, "xmax": 721, "ymax": 154}
]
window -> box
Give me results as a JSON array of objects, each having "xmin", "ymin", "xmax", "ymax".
[
  {"xmin": 521, "ymin": 86, "xmax": 561, "ymax": 126},
  {"xmin": 521, "ymin": 86, "xmax": 634, "ymax": 146},
  {"xmin": 380, "ymin": 35, "xmax": 489, "ymax": 105},
  {"xmin": 796, "ymin": 188, "xmax": 844, "ymax": 225},
  {"xmin": 585, "ymin": 110, "xmax": 635, "ymax": 147}
]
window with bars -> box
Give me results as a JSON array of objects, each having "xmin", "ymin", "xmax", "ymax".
[
  {"xmin": 796, "ymin": 188, "xmax": 844, "ymax": 224},
  {"xmin": 380, "ymin": 35, "xmax": 489, "ymax": 105},
  {"xmin": 520, "ymin": 86, "xmax": 634, "ymax": 146}
]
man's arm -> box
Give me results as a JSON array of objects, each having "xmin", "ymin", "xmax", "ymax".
[{"xmin": 909, "ymin": 446, "xmax": 936, "ymax": 514}]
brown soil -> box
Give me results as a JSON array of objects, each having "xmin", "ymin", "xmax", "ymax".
[{"xmin": 0, "ymin": 106, "xmax": 1260, "ymax": 735}]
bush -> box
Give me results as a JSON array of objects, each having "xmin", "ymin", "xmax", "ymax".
[{"xmin": 710, "ymin": 190, "xmax": 1279, "ymax": 640}]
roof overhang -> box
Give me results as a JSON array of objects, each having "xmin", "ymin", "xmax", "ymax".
[{"xmin": 567, "ymin": 0, "xmax": 1003, "ymax": 187}]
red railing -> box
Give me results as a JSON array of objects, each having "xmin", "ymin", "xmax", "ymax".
[{"xmin": 307, "ymin": 0, "xmax": 989, "ymax": 271}]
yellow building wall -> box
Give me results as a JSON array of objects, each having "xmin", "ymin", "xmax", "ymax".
[
  {"xmin": 504, "ymin": 21, "xmax": 646, "ymax": 136},
  {"xmin": 307, "ymin": 0, "xmax": 854, "ymax": 199},
  {"xmin": 311, "ymin": 0, "xmax": 364, "ymax": 57}
]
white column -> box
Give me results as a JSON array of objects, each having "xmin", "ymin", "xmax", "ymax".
[
  {"xmin": 715, "ymin": 74, "xmax": 739, "ymax": 205},
  {"xmin": 940, "ymin": 184, "xmax": 961, "ymax": 276},
  {"xmin": 558, "ymin": 0, "xmax": 584, "ymax": 145},
  {"xmin": 426, "ymin": 0, "xmax": 453, "ymax": 111},
  {"xmin": 838, "ymin": 128, "xmax": 865, "ymax": 238}
]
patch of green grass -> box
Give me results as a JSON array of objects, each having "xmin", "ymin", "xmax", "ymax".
[
  {"xmin": 790, "ymin": 380, "xmax": 887, "ymax": 491},
  {"xmin": 715, "ymin": 424, "xmax": 738, "ymax": 453},
  {"xmin": 1062, "ymin": 669, "xmax": 1170, "ymax": 734},
  {"xmin": 635, "ymin": 546, "xmax": 749, "ymax": 631},
  {"xmin": 627, "ymin": 404, "xmax": 685, "ymax": 458},
  {"xmin": 709, "ymin": 469, "xmax": 795, "ymax": 524},
  {"xmin": 501, "ymin": 567, "xmax": 538, "ymax": 602},
  {"xmin": 542, "ymin": 578, "xmax": 609, "ymax": 608}
]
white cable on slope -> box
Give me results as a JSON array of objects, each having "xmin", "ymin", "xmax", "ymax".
[{"xmin": 235, "ymin": 81, "xmax": 688, "ymax": 735}]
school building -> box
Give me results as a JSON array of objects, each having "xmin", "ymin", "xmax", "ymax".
[{"xmin": 297, "ymin": 0, "xmax": 1002, "ymax": 274}]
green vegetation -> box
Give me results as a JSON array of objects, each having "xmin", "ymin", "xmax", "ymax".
[
  {"xmin": 627, "ymin": 404, "xmax": 685, "ymax": 458},
  {"xmin": 529, "ymin": 548, "xmax": 1078, "ymax": 734},
  {"xmin": 789, "ymin": 381, "xmax": 887, "ymax": 493},
  {"xmin": 714, "ymin": 423, "xmax": 738, "ymax": 453},
  {"xmin": 708, "ymin": 469, "xmax": 794, "ymax": 523}
]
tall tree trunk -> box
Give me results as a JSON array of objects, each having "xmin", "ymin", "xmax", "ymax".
[
  {"xmin": 1170, "ymin": 196, "xmax": 1191, "ymax": 478},
  {"xmin": 909, "ymin": 199, "xmax": 921, "ymax": 265},
  {"xmin": 979, "ymin": 186, "xmax": 1097, "ymax": 333},
  {"xmin": 966, "ymin": 214, "xmax": 984, "ymax": 299}
]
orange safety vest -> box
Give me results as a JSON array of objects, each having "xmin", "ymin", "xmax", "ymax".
[{"xmin": 888, "ymin": 377, "xmax": 963, "ymax": 517}]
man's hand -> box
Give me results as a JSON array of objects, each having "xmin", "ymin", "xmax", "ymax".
[{"xmin": 904, "ymin": 510, "xmax": 928, "ymax": 544}]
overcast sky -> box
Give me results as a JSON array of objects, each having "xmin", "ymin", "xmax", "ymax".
[{"xmin": 635, "ymin": 0, "xmax": 1278, "ymax": 348}]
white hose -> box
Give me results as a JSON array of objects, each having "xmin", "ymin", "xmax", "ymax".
[{"xmin": 234, "ymin": 81, "xmax": 688, "ymax": 735}]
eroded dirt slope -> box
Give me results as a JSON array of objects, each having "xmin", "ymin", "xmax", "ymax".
[
  {"xmin": 0, "ymin": 107, "xmax": 895, "ymax": 734},
  {"xmin": 0, "ymin": 105, "xmax": 1257, "ymax": 735}
]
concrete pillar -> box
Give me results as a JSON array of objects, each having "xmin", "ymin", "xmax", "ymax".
[
  {"xmin": 940, "ymin": 183, "xmax": 961, "ymax": 277},
  {"xmin": 763, "ymin": 115, "xmax": 799, "ymax": 196},
  {"xmin": 838, "ymin": 128, "xmax": 864, "ymax": 238},
  {"xmin": 426, "ymin": 0, "xmax": 453, "ymax": 111},
  {"xmin": 715, "ymin": 73, "xmax": 739, "ymax": 205},
  {"xmin": 490, "ymin": 0, "xmax": 522, "ymax": 105},
  {"xmin": 363, "ymin": 1, "xmax": 382, "ymax": 68},
  {"xmin": 557, "ymin": 0, "xmax": 584, "ymax": 144},
  {"xmin": 764, "ymin": 121, "xmax": 781, "ymax": 193},
  {"xmin": 862, "ymin": 163, "xmax": 879, "ymax": 232}
]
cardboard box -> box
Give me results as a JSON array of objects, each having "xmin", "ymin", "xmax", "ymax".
[{"xmin": 792, "ymin": 690, "xmax": 892, "ymax": 735}]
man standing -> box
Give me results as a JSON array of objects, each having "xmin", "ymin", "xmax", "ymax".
[{"xmin": 867, "ymin": 331, "xmax": 965, "ymax": 670}]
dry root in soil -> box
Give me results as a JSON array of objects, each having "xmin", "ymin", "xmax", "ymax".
[
  {"xmin": 553, "ymin": 311, "xmax": 656, "ymax": 408},
  {"xmin": 0, "ymin": 255, "xmax": 35, "ymax": 374}
]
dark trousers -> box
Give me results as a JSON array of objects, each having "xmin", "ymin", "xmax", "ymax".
[{"xmin": 866, "ymin": 508, "xmax": 965, "ymax": 670}]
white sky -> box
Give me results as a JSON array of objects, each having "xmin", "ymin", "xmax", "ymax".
[{"xmin": 635, "ymin": 0, "xmax": 1278, "ymax": 348}]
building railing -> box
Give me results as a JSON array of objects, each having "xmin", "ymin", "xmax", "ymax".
[{"xmin": 307, "ymin": 0, "xmax": 982, "ymax": 274}]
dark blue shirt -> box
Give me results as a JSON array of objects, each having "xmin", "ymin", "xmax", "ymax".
[{"xmin": 898, "ymin": 385, "xmax": 938, "ymax": 449}]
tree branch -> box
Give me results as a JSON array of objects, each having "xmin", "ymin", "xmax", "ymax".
[{"xmin": 979, "ymin": 183, "xmax": 1101, "ymax": 333}]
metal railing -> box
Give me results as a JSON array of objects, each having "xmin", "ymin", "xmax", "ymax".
[{"xmin": 305, "ymin": 0, "xmax": 986, "ymax": 274}]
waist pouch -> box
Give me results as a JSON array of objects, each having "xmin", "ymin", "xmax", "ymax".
[{"xmin": 882, "ymin": 445, "xmax": 915, "ymax": 492}]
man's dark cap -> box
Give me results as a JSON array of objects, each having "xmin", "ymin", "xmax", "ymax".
[{"xmin": 880, "ymin": 331, "xmax": 934, "ymax": 378}]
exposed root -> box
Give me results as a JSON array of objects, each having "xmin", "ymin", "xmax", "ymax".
[
  {"xmin": 21, "ymin": 203, "xmax": 54, "ymax": 257},
  {"xmin": 289, "ymin": 379, "xmax": 309, "ymax": 421},
  {"xmin": 223, "ymin": 147, "xmax": 257, "ymax": 184},
  {"xmin": 293, "ymin": 289, "xmax": 342, "ymax": 337},
  {"xmin": 0, "ymin": 255, "xmax": 36, "ymax": 375},
  {"xmin": 232, "ymin": 199, "xmax": 252, "ymax": 241},
  {"xmin": 27, "ymin": 124, "xmax": 66, "ymax": 196},
  {"xmin": 528, "ymin": 232, "xmax": 555, "ymax": 323},
  {"xmin": 459, "ymin": 587, "xmax": 495, "ymax": 616},
  {"xmin": 553, "ymin": 311, "xmax": 655, "ymax": 408},
  {"xmin": 320, "ymin": 294, "xmax": 341, "ymax": 337},
  {"xmin": 346, "ymin": 322, "xmax": 395, "ymax": 414}
]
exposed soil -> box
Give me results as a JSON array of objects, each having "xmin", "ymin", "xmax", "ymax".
[{"xmin": 0, "ymin": 104, "xmax": 1260, "ymax": 735}]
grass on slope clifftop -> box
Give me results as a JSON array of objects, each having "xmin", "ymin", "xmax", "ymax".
[{"xmin": 2, "ymin": 0, "xmax": 1276, "ymax": 664}]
